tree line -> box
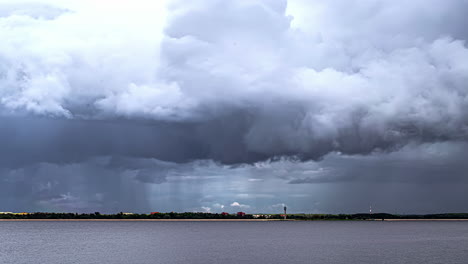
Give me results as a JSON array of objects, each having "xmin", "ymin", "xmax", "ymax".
[{"xmin": 1, "ymin": 212, "xmax": 467, "ymax": 220}]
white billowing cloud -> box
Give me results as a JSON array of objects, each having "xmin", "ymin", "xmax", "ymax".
[
  {"xmin": 230, "ymin": 202, "xmax": 250, "ymax": 208},
  {"xmin": 236, "ymin": 193, "xmax": 274, "ymax": 199},
  {"xmin": 1, "ymin": 0, "xmax": 468, "ymax": 159},
  {"xmin": 271, "ymin": 203, "xmax": 286, "ymax": 208},
  {"xmin": 0, "ymin": 0, "xmax": 171, "ymax": 117},
  {"xmin": 200, "ymin": 206, "xmax": 211, "ymax": 212},
  {"xmin": 96, "ymin": 82, "xmax": 198, "ymax": 120},
  {"xmin": 247, "ymin": 178, "xmax": 263, "ymax": 182},
  {"xmin": 212, "ymin": 203, "xmax": 224, "ymax": 209}
]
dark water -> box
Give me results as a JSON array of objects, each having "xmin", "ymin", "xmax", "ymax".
[{"xmin": 1, "ymin": 221, "xmax": 468, "ymax": 264}]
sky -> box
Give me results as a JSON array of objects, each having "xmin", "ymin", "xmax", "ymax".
[{"xmin": 0, "ymin": 0, "xmax": 468, "ymax": 214}]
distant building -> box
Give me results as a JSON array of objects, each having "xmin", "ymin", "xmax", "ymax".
[
  {"xmin": 237, "ymin": 212, "xmax": 246, "ymax": 217},
  {"xmin": 253, "ymin": 214, "xmax": 271, "ymax": 219},
  {"xmin": 150, "ymin": 212, "xmax": 160, "ymax": 215},
  {"xmin": 221, "ymin": 212, "xmax": 229, "ymax": 216},
  {"xmin": 0, "ymin": 212, "xmax": 13, "ymax": 214},
  {"xmin": 122, "ymin": 213, "xmax": 134, "ymax": 215}
]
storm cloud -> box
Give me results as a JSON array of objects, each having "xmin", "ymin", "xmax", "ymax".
[{"xmin": 0, "ymin": 0, "xmax": 468, "ymax": 213}]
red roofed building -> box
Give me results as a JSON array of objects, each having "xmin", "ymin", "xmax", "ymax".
[
  {"xmin": 150, "ymin": 212, "xmax": 160, "ymax": 215},
  {"xmin": 237, "ymin": 212, "xmax": 246, "ymax": 217},
  {"xmin": 221, "ymin": 212, "xmax": 229, "ymax": 216}
]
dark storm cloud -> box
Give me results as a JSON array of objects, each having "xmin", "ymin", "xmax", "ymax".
[
  {"xmin": 1, "ymin": 0, "xmax": 468, "ymax": 165},
  {"xmin": 2, "ymin": 107, "xmax": 467, "ymax": 168},
  {"xmin": 0, "ymin": 158, "xmax": 151, "ymax": 213},
  {"xmin": 287, "ymin": 142, "xmax": 468, "ymax": 185},
  {"xmin": 0, "ymin": 113, "xmax": 261, "ymax": 166}
]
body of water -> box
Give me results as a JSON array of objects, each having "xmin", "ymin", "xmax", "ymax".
[{"xmin": 1, "ymin": 221, "xmax": 467, "ymax": 264}]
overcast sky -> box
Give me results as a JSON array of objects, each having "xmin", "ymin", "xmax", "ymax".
[{"xmin": 0, "ymin": 0, "xmax": 468, "ymax": 214}]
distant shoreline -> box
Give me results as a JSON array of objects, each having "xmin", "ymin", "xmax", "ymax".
[
  {"xmin": 3, "ymin": 212, "xmax": 468, "ymax": 221},
  {"xmin": 382, "ymin": 219, "xmax": 468, "ymax": 221},
  {"xmin": 1, "ymin": 219, "xmax": 468, "ymax": 222},
  {"xmin": 0, "ymin": 219, "xmax": 287, "ymax": 222}
]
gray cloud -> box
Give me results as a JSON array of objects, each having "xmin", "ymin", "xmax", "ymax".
[
  {"xmin": 0, "ymin": 2, "xmax": 68, "ymax": 19},
  {"xmin": 286, "ymin": 142, "xmax": 468, "ymax": 184},
  {"xmin": 0, "ymin": 158, "xmax": 150, "ymax": 213},
  {"xmin": 0, "ymin": 0, "xmax": 467, "ymax": 164},
  {"xmin": 1, "ymin": 142, "xmax": 467, "ymax": 213}
]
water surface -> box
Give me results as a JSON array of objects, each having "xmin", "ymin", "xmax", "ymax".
[{"xmin": 1, "ymin": 221, "xmax": 467, "ymax": 264}]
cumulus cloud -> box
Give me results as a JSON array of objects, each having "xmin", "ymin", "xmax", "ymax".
[
  {"xmin": 212, "ymin": 203, "xmax": 224, "ymax": 209},
  {"xmin": 271, "ymin": 203, "xmax": 286, "ymax": 209},
  {"xmin": 200, "ymin": 206, "xmax": 211, "ymax": 213},
  {"xmin": 236, "ymin": 193, "xmax": 274, "ymax": 199},
  {"xmin": 0, "ymin": 0, "xmax": 467, "ymax": 165},
  {"xmin": 230, "ymin": 202, "xmax": 250, "ymax": 209}
]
